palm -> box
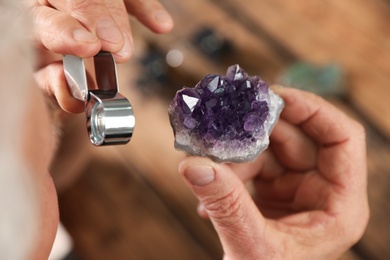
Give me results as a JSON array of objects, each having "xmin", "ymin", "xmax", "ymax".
[{"xmin": 254, "ymin": 167, "xmax": 330, "ymax": 220}]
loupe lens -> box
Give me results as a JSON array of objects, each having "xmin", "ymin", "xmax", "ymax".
[{"xmin": 87, "ymin": 92, "xmax": 135, "ymax": 146}]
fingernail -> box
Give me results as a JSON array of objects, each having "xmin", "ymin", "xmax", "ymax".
[
  {"xmin": 184, "ymin": 165, "xmax": 215, "ymax": 187},
  {"xmin": 96, "ymin": 18, "xmax": 122, "ymax": 44},
  {"xmin": 116, "ymin": 33, "xmax": 132, "ymax": 58},
  {"xmin": 73, "ymin": 28, "xmax": 97, "ymax": 42}
]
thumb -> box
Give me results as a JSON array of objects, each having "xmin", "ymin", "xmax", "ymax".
[{"xmin": 179, "ymin": 157, "xmax": 271, "ymax": 259}]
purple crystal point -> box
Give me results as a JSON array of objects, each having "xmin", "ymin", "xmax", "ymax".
[{"xmin": 168, "ymin": 64, "xmax": 284, "ymax": 163}]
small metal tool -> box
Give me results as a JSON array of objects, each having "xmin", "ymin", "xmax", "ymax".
[{"xmin": 63, "ymin": 51, "xmax": 135, "ymax": 146}]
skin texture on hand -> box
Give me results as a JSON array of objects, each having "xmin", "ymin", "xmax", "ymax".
[
  {"xmin": 178, "ymin": 87, "xmax": 369, "ymax": 260},
  {"xmin": 27, "ymin": 0, "xmax": 174, "ymax": 113}
]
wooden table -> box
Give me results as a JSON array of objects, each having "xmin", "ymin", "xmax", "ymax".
[{"xmin": 54, "ymin": 0, "xmax": 390, "ymax": 259}]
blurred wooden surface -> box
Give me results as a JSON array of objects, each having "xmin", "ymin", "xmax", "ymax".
[{"xmin": 54, "ymin": 0, "xmax": 390, "ymax": 259}]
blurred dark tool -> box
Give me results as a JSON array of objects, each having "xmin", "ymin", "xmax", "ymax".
[
  {"xmin": 192, "ymin": 27, "xmax": 232, "ymax": 60},
  {"xmin": 137, "ymin": 46, "xmax": 198, "ymax": 100}
]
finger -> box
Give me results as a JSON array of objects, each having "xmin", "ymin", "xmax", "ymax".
[
  {"xmin": 179, "ymin": 156, "xmax": 275, "ymax": 259},
  {"xmin": 272, "ymin": 86, "xmax": 357, "ymax": 145},
  {"xmin": 317, "ymin": 128, "xmax": 366, "ymax": 189},
  {"xmin": 270, "ymin": 119, "xmax": 318, "ymax": 171},
  {"xmin": 35, "ymin": 62, "xmax": 85, "ymax": 113},
  {"xmin": 200, "ymin": 153, "xmax": 284, "ymax": 218},
  {"xmin": 254, "ymin": 170, "xmax": 314, "ymax": 206},
  {"xmin": 273, "ymin": 86, "xmax": 367, "ymax": 187},
  {"xmin": 103, "ymin": 0, "xmax": 133, "ymax": 62},
  {"xmin": 31, "ymin": 5, "xmax": 101, "ymax": 57},
  {"xmin": 47, "ymin": 0, "xmax": 126, "ymax": 54},
  {"xmin": 124, "ymin": 0, "xmax": 174, "ymax": 33},
  {"xmin": 229, "ymin": 150, "xmax": 284, "ymax": 182}
]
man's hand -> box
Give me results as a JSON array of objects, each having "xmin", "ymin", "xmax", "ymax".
[
  {"xmin": 179, "ymin": 87, "xmax": 369, "ymax": 259},
  {"xmin": 27, "ymin": 0, "xmax": 173, "ymax": 112}
]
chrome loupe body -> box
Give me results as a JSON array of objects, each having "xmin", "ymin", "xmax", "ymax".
[{"xmin": 63, "ymin": 51, "xmax": 135, "ymax": 146}]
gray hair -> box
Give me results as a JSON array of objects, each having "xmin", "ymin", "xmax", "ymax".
[{"xmin": 0, "ymin": 0, "xmax": 39, "ymax": 259}]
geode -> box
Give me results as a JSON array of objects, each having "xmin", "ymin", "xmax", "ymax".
[{"xmin": 168, "ymin": 64, "xmax": 284, "ymax": 163}]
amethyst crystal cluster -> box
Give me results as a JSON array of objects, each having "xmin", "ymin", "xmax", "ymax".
[{"xmin": 168, "ymin": 65, "xmax": 284, "ymax": 163}]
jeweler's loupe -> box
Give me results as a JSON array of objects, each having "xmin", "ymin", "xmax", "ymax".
[{"xmin": 63, "ymin": 51, "xmax": 135, "ymax": 146}]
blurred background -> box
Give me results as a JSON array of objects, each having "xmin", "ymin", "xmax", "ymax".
[{"xmin": 50, "ymin": 0, "xmax": 390, "ymax": 259}]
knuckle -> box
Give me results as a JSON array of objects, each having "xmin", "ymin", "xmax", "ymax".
[
  {"xmin": 353, "ymin": 120, "xmax": 366, "ymax": 138},
  {"xmin": 68, "ymin": 0, "xmax": 105, "ymax": 14},
  {"xmin": 105, "ymin": 3, "xmax": 129, "ymax": 26},
  {"xmin": 349, "ymin": 207, "xmax": 369, "ymax": 245},
  {"xmin": 338, "ymin": 206, "xmax": 369, "ymax": 249},
  {"xmin": 204, "ymin": 188, "xmax": 244, "ymax": 221},
  {"xmin": 307, "ymin": 90, "xmax": 324, "ymax": 102},
  {"xmin": 346, "ymin": 118, "xmax": 366, "ymax": 145}
]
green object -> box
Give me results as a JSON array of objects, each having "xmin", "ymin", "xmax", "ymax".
[{"xmin": 277, "ymin": 62, "xmax": 345, "ymax": 96}]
